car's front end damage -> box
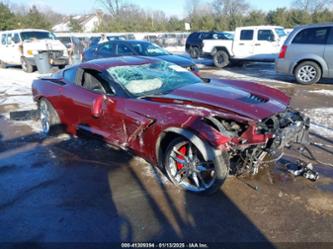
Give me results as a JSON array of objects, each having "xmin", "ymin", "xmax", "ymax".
[{"xmin": 204, "ymin": 108, "xmax": 310, "ymax": 176}]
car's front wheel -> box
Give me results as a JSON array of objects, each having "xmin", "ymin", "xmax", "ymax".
[
  {"xmin": 294, "ymin": 61, "xmax": 321, "ymax": 85},
  {"xmin": 164, "ymin": 137, "xmax": 229, "ymax": 194},
  {"xmin": 21, "ymin": 57, "xmax": 34, "ymax": 73},
  {"xmin": 39, "ymin": 99, "xmax": 62, "ymax": 135}
]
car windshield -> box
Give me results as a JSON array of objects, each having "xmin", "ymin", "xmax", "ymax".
[
  {"xmin": 20, "ymin": 31, "xmax": 55, "ymax": 41},
  {"xmin": 107, "ymin": 61, "xmax": 202, "ymax": 97},
  {"xmin": 131, "ymin": 42, "xmax": 169, "ymax": 56},
  {"xmin": 275, "ymin": 28, "xmax": 287, "ymax": 37}
]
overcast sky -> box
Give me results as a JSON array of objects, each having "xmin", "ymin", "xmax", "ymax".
[{"xmin": 9, "ymin": 0, "xmax": 294, "ymax": 16}]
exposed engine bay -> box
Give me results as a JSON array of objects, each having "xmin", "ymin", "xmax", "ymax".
[{"xmin": 208, "ymin": 108, "xmax": 311, "ymax": 176}]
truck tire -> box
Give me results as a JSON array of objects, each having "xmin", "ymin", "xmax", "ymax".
[
  {"xmin": 21, "ymin": 57, "xmax": 34, "ymax": 73},
  {"xmin": 213, "ymin": 50, "xmax": 230, "ymax": 68},
  {"xmin": 189, "ymin": 47, "xmax": 200, "ymax": 59},
  {"xmin": 294, "ymin": 61, "xmax": 321, "ymax": 85},
  {"xmin": 0, "ymin": 60, "xmax": 7, "ymax": 69}
]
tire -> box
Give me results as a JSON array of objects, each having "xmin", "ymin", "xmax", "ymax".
[
  {"xmin": 189, "ymin": 47, "xmax": 200, "ymax": 59},
  {"xmin": 0, "ymin": 60, "xmax": 7, "ymax": 69},
  {"xmin": 163, "ymin": 137, "xmax": 229, "ymax": 194},
  {"xmin": 213, "ymin": 50, "xmax": 230, "ymax": 68},
  {"xmin": 21, "ymin": 57, "xmax": 34, "ymax": 73},
  {"xmin": 38, "ymin": 98, "xmax": 62, "ymax": 136},
  {"xmin": 294, "ymin": 61, "xmax": 321, "ymax": 85}
]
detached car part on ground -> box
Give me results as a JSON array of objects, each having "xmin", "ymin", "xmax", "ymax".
[
  {"xmin": 32, "ymin": 56, "xmax": 310, "ymax": 194},
  {"xmin": 0, "ymin": 29, "xmax": 68, "ymax": 73}
]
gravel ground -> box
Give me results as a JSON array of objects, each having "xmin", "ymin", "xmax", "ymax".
[{"xmin": 0, "ymin": 62, "xmax": 333, "ymax": 247}]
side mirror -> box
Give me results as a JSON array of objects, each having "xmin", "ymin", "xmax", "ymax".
[{"xmin": 91, "ymin": 95, "xmax": 105, "ymax": 118}]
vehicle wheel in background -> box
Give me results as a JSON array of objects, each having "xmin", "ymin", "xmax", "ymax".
[
  {"xmin": 0, "ymin": 60, "xmax": 7, "ymax": 69},
  {"xmin": 164, "ymin": 137, "xmax": 229, "ymax": 194},
  {"xmin": 189, "ymin": 47, "xmax": 200, "ymax": 59},
  {"xmin": 213, "ymin": 50, "xmax": 230, "ymax": 68},
  {"xmin": 39, "ymin": 98, "xmax": 62, "ymax": 136},
  {"xmin": 21, "ymin": 57, "xmax": 34, "ymax": 73},
  {"xmin": 294, "ymin": 61, "xmax": 321, "ymax": 85}
]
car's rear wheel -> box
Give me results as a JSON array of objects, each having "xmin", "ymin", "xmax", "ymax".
[
  {"xmin": 189, "ymin": 47, "xmax": 200, "ymax": 59},
  {"xmin": 213, "ymin": 50, "xmax": 230, "ymax": 68},
  {"xmin": 294, "ymin": 61, "xmax": 321, "ymax": 85},
  {"xmin": 21, "ymin": 57, "xmax": 34, "ymax": 73},
  {"xmin": 0, "ymin": 60, "xmax": 7, "ymax": 69},
  {"xmin": 39, "ymin": 99, "xmax": 62, "ymax": 135},
  {"xmin": 164, "ymin": 137, "xmax": 229, "ymax": 194}
]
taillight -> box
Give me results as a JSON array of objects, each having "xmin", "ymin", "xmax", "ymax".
[{"xmin": 279, "ymin": 45, "xmax": 288, "ymax": 59}]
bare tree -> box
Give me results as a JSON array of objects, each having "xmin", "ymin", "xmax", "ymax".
[
  {"xmin": 212, "ymin": 0, "xmax": 249, "ymax": 30},
  {"xmin": 293, "ymin": 0, "xmax": 333, "ymax": 12},
  {"xmin": 99, "ymin": 0, "xmax": 122, "ymax": 17}
]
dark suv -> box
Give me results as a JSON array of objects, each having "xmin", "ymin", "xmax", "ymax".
[{"xmin": 185, "ymin": 31, "xmax": 231, "ymax": 58}]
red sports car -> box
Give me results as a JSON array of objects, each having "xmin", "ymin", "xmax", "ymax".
[{"xmin": 32, "ymin": 56, "xmax": 309, "ymax": 194}]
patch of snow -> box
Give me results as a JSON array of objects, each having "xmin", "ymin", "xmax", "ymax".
[
  {"xmin": 304, "ymin": 108, "xmax": 333, "ymax": 138},
  {"xmin": 0, "ymin": 68, "xmax": 39, "ymax": 112},
  {"xmin": 211, "ymin": 66, "xmax": 293, "ymax": 85},
  {"xmin": 164, "ymin": 46, "xmax": 185, "ymax": 53},
  {"xmin": 309, "ymin": 89, "xmax": 333, "ymax": 97}
]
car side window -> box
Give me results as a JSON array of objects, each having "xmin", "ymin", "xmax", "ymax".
[
  {"xmin": 98, "ymin": 42, "xmax": 114, "ymax": 55},
  {"xmin": 292, "ymin": 27, "xmax": 330, "ymax": 45},
  {"xmin": 12, "ymin": 33, "xmax": 20, "ymax": 44},
  {"xmin": 326, "ymin": 27, "xmax": 333, "ymax": 45},
  {"xmin": 258, "ymin": 30, "xmax": 275, "ymax": 41},
  {"xmin": 63, "ymin": 67, "xmax": 78, "ymax": 83},
  {"xmin": 1, "ymin": 34, "xmax": 6, "ymax": 45},
  {"xmin": 116, "ymin": 44, "xmax": 134, "ymax": 55},
  {"xmin": 240, "ymin": 30, "xmax": 254, "ymax": 40},
  {"xmin": 81, "ymin": 70, "xmax": 106, "ymax": 94},
  {"xmin": 6, "ymin": 33, "xmax": 13, "ymax": 45}
]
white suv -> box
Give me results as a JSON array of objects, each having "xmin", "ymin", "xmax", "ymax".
[{"xmin": 0, "ymin": 29, "xmax": 68, "ymax": 73}]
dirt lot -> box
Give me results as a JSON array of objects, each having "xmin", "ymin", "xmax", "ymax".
[{"xmin": 0, "ymin": 63, "xmax": 333, "ymax": 248}]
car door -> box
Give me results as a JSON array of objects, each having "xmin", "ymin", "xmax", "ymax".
[
  {"xmin": 324, "ymin": 27, "xmax": 333, "ymax": 78},
  {"xmin": 9, "ymin": 33, "xmax": 22, "ymax": 64},
  {"xmin": 252, "ymin": 29, "xmax": 281, "ymax": 60},
  {"xmin": 5, "ymin": 33, "xmax": 17, "ymax": 64},
  {"xmin": 61, "ymin": 67, "xmax": 126, "ymax": 145},
  {"xmin": 232, "ymin": 29, "xmax": 255, "ymax": 59},
  {"xmin": 0, "ymin": 33, "xmax": 8, "ymax": 63}
]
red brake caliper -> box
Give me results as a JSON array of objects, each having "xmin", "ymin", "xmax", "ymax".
[{"xmin": 176, "ymin": 145, "xmax": 187, "ymax": 170}]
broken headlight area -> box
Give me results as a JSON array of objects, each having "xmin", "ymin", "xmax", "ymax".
[
  {"xmin": 228, "ymin": 109, "xmax": 310, "ymax": 176},
  {"xmin": 203, "ymin": 116, "xmax": 248, "ymax": 138}
]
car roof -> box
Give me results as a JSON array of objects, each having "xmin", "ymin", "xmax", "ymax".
[
  {"xmin": 80, "ymin": 56, "xmax": 161, "ymax": 71},
  {"xmin": 293, "ymin": 22, "xmax": 333, "ymax": 30}
]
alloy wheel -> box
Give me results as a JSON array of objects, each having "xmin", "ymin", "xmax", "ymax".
[
  {"xmin": 297, "ymin": 65, "xmax": 317, "ymax": 83},
  {"xmin": 166, "ymin": 141, "xmax": 216, "ymax": 192},
  {"xmin": 40, "ymin": 101, "xmax": 50, "ymax": 134}
]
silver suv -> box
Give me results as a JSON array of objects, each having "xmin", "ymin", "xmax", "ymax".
[{"xmin": 276, "ymin": 23, "xmax": 333, "ymax": 84}]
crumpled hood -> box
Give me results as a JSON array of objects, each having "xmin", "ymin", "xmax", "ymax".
[
  {"xmin": 23, "ymin": 39, "xmax": 67, "ymax": 51},
  {"xmin": 157, "ymin": 54, "xmax": 194, "ymax": 67},
  {"xmin": 158, "ymin": 79, "xmax": 290, "ymax": 121}
]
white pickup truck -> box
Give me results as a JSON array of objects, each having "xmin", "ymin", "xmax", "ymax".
[
  {"xmin": 0, "ymin": 29, "xmax": 68, "ymax": 73},
  {"xmin": 202, "ymin": 26, "xmax": 287, "ymax": 68}
]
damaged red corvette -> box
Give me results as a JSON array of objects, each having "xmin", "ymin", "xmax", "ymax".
[{"xmin": 32, "ymin": 56, "xmax": 309, "ymax": 193}]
